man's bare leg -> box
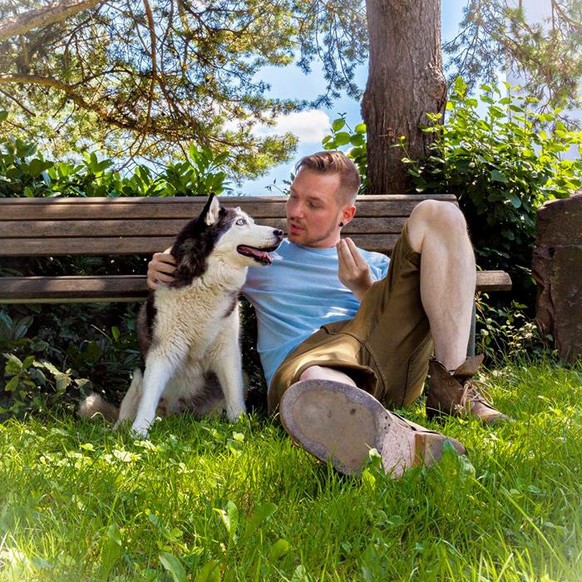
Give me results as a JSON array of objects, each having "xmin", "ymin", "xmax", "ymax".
[
  {"xmin": 406, "ymin": 200, "xmax": 476, "ymax": 371},
  {"xmin": 406, "ymin": 200, "xmax": 509, "ymax": 423},
  {"xmin": 299, "ymin": 365, "xmax": 356, "ymax": 385}
]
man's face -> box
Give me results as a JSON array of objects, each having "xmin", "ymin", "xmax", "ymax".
[{"xmin": 286, "ymin": 169, "xmax": 354, "ymax": 248}]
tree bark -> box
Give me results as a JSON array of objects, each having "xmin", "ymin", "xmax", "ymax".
[
  {"xmin": 0, "ymin": 0, "xmax": 103, "ymax": 42},
  {"xmin": 362, "ymin": 0, "xmax": 446, "ymax": 193}
]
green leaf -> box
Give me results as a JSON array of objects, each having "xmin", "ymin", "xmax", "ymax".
[
  {"xmin": 490, "ymin": 170, "xmax": 508, "ymax": 183},
  {"xmin": 4, "ymin": 353, "xmax": 23, "ymax": 375},
  {"xmin": 216, "ymin": 499, "xmax": 239, "ymax": 542},
  {"xmin": 508, "ymin": 193, "xmax": 522, "ymax": 209},
  {"xmin": 195, "ymin": 560, "xmax": 221, "ymax": 582},
  {"xmin": 54, "ymin": 371, "xmax": 72, "ymax": 393},
  {"xmin": 100, "ymin": 523, "xmax": 124, "ymax": 580},
  {"xmin": 247, "ymin": 502, "xmax": 278, "ymax": 534},
  {"xmin": 331, "ymin": 118, "xmax": 346, "ymax": 132},
  {"xmin": 269, "ymin": 538, "xmax": 290, "ymax": 560},
  {"xmin": 332, "ymin": 132, "xmax": 351, "ymax": 146},
  {"xmin": 159, "ymin": 552, "xmax": 187, "ymax": 582},
  {"xmin": 28, "ymin": 158, "xmax": 52, "ymax": 177},
  {"xmin": 13, "ymin": 315, "xmax": 34, "ymax": 340},
  {"xmin": 4, "ymin": 376, "xmax": 20, "ymax": 392}
]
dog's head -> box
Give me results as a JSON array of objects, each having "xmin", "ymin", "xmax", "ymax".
[{"xmin": 171, "ymin": 194, "xmax": 283, "ymax": 284}]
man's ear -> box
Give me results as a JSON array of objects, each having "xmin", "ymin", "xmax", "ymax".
[{"xmin": 341, "ymin": 204, "xmax": 357, "ymax": 226}]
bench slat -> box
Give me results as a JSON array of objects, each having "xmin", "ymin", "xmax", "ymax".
[
  {"xmin": 0, "ymin": 194, "xmax": 457, "ymax": 220},
  {"xmin": 0, "ymin": 276, "xmax": 147, "ymax": 303},
  {"xmin": 0, "ymin": 216, "xmax": 408, "ymax": 240},
  {"xmin": 0, "ymin": 270, "xmax": 512, "ymax": 304},
  {"xmin": 0, "ymin": 233, "xmax": 402, "ymax": 257},
  {"xmin": 475, "ymin": 270, "xmax": 513, "ymax": 292}
]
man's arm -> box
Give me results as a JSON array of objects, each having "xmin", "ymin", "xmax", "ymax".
[
  {"xmin": 147, "ymin": 250, "xmax": 177, "ymax": 290},
  {"xmin": 336, "ymin": 237, "xmax": 374, "ymax": 301}
]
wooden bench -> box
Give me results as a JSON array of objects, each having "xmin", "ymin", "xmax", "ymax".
[
  {"xmin": 0, "ymin": 194, "xmax": 511, "ymax": 304},
  {"xmin": 0, "ymin": 194, "xmax": 512, "ymax": 357}
]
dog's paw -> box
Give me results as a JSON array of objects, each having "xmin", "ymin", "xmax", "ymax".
[
  {"xmin": 130, "ymin": 423, "xmax": 150, "ymax": 439},
  {"xmin": 226, "ymin": 406, "xmax": 247, "ymax": 422}
]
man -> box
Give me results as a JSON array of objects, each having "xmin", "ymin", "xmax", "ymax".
[{"xmin": 148, "ymin": 151, "xmax": 508, "ymax": 478}]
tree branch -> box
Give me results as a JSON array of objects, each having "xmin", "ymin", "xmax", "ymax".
[{"xmin": 0, "ymin": 0, "xmax": 104, "ymax": 42}]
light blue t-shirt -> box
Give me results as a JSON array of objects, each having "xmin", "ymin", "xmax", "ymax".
[{"xmin": 243, "ymin": 239, "xmax": 389, "ymax": 388}]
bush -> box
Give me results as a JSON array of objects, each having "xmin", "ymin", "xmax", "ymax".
[
  {"xmin": 403, "ymin": 78, "xmax": 582, "ymax": 306},
  {"xmin": 320, "ymin": 83, "xmax": 581, "ymax": 354},
  {"xmin": 0, "ymin": 303, "xmax": 141, "ymax": 418},
  {"xmin": 0, "ymin": 136, "xmax": 233, "ymax": 199},
  {"xmin": 474, "ymin": 295, "xmax": 554, "ymax": 365},
  {"xmin": 322, "ymin": 114, "xmax": 368, "ymax": 194}
]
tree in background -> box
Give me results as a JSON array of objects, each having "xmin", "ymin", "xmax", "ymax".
[
  {"xmin": 361, "ymin": 0, "xmax": 581, "ymax": 194},
  {"xmin": 0, "ymin": 0, "xmax": 368, "ymax": 178},
  {"xmin": 1, "ymin": 0, "xmax": 580, "ymax": 190},
  {"xmin": 362, "ymin": 0, "xmax": 445, "ymax": 193},
  {"xmin": 445, "ymin": 0, "xmax": 582, "ymax": 114}
]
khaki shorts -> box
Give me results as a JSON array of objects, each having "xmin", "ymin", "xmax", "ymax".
[{"xmin": 268, "ymin": 222, "xmax": 433, "ymax": 412}]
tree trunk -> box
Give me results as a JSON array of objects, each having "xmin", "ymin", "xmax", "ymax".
[{"xmin": 362, "ymin": 0, "xmax": 446, "ymax": 194}]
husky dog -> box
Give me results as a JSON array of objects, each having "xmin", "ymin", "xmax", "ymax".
[{"xmin": 80, "ymin": 194, "xmax": 283, "ymax": 437}]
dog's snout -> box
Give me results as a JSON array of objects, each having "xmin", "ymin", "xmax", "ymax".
[{"xmin": 273, "ymin": 228, "xmax": 284, "ymax": 238}]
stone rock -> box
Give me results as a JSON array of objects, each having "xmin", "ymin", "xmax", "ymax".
[{"xmin": 532, "ymin": 192, "xmax": 582, "ymax": 363}]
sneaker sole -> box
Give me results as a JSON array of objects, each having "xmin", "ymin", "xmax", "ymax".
[{"xmin": 280, "ymin": 380, "xmax": 465, "ymax": 477}]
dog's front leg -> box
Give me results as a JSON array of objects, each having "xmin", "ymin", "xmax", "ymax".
[
  {"xmin": 213, "ymin": 344, "xmax": 246, "ymax": 421},
  {"xmin": 131, "ymin": 355, "xmax": 178, "ymax": 437},
  {"xmin": 115, "ymin": 368, "xmax": 143, "ymax": 429}
]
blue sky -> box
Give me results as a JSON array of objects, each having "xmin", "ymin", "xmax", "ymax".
[{"xmin": 236, "ymin": 2, "xmax": 466, "ymax": 195}]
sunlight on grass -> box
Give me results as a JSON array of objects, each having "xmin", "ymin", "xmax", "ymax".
[{"xmin": 0, "ymin": 359, "xmax": 580, "ymax": 580}]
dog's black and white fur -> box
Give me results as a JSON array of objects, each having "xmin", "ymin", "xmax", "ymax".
[{"xmin": 80, "ymin": 194, "xmax": 283, "ymax": 437}]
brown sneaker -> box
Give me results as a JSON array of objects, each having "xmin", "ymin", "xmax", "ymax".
[
  {"xmin": 426, "ymin": 356, "xmax": 510, "ymax": 424},
  {"xmin": 279, "ymin": 380, "xmax": 466, "ymax": 478}
]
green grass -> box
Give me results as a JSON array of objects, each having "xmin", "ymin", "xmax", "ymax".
[{"xmin": 0, "ymin": 359, "xmax": 580, "ymax": 581}]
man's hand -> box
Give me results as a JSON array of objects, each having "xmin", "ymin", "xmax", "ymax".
[
  {"xmin": 147, "ymin": 251, "xmax": 177, "ymax": 290},
  {"xmin": 336, "ymin": 237, "xmax": 374, "ymax": 301}
]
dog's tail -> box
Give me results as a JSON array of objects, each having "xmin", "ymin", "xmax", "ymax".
[{"xmin": 78, "ymin": 393, "xmax": 119, "ymax": 424}]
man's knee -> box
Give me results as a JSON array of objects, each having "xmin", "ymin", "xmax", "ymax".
[{"xmin": 407, "ymin": 200, "xmax": 469, "ymax": 253}]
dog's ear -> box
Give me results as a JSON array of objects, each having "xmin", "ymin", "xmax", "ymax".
[{"xmin": 202, "ymin": 193, "xmax": 221, "ymax": 226}]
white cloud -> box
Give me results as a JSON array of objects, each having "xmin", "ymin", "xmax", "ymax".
[{"xmin": 253, "ymin": 110, "xmax": 331, "ymax": 143}]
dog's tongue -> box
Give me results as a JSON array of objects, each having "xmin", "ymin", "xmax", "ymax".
[{"xmin": 237, "ymin": 245, "xmax": 273, "ymax": 264}]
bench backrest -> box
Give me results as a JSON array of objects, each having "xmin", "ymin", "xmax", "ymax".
[{"xmin": 0, "ymin": 194, "xmax": 458, "ymax": 258}]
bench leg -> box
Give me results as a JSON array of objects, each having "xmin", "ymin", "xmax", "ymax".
[{"xmin": 467, "ymin": 301, "xmax": 476, "ymax": 357}]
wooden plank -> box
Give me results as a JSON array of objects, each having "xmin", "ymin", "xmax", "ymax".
[
  {"xmin": 476, "ymin": 270, "xmax": 512, "ymax": 292},
  {"xmin": 0, "ymin": 233, "xmax": 398, "ymax": 257},
  {"xmin": 0, "ymin": 237, "xmax": 178, "ymax": 256},
  {"xmin": 0, "ymin": 194, "xmax": 457, "ymax": 220},
  {"xmin": 0, "ymin": 216, "xmax": 406, "ymax": 239},
  {"xmin": 1, "ymin": 218, "xmax": 191, "ymax": 238},
  {"xmin": 0, "ymin": 271, "xmax": 512, "ymax": 304},
  {"xmin": 0, "ymin": 275, "xmax": 149, "ymax": 303}
]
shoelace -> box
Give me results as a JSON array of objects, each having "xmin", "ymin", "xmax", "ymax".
[{"xmin": 459, "ymin": 378, "xmax": 496, "ymax": 410}]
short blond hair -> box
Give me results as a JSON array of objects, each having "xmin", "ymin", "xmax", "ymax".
[{"xmin": 295, "ymin": 151, "xmax": 360, "ymax": 204}]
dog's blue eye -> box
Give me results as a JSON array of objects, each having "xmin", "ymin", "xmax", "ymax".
[{"xmin": 236, "ymin": 218, "xmax": 247, "ymax": 226}]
